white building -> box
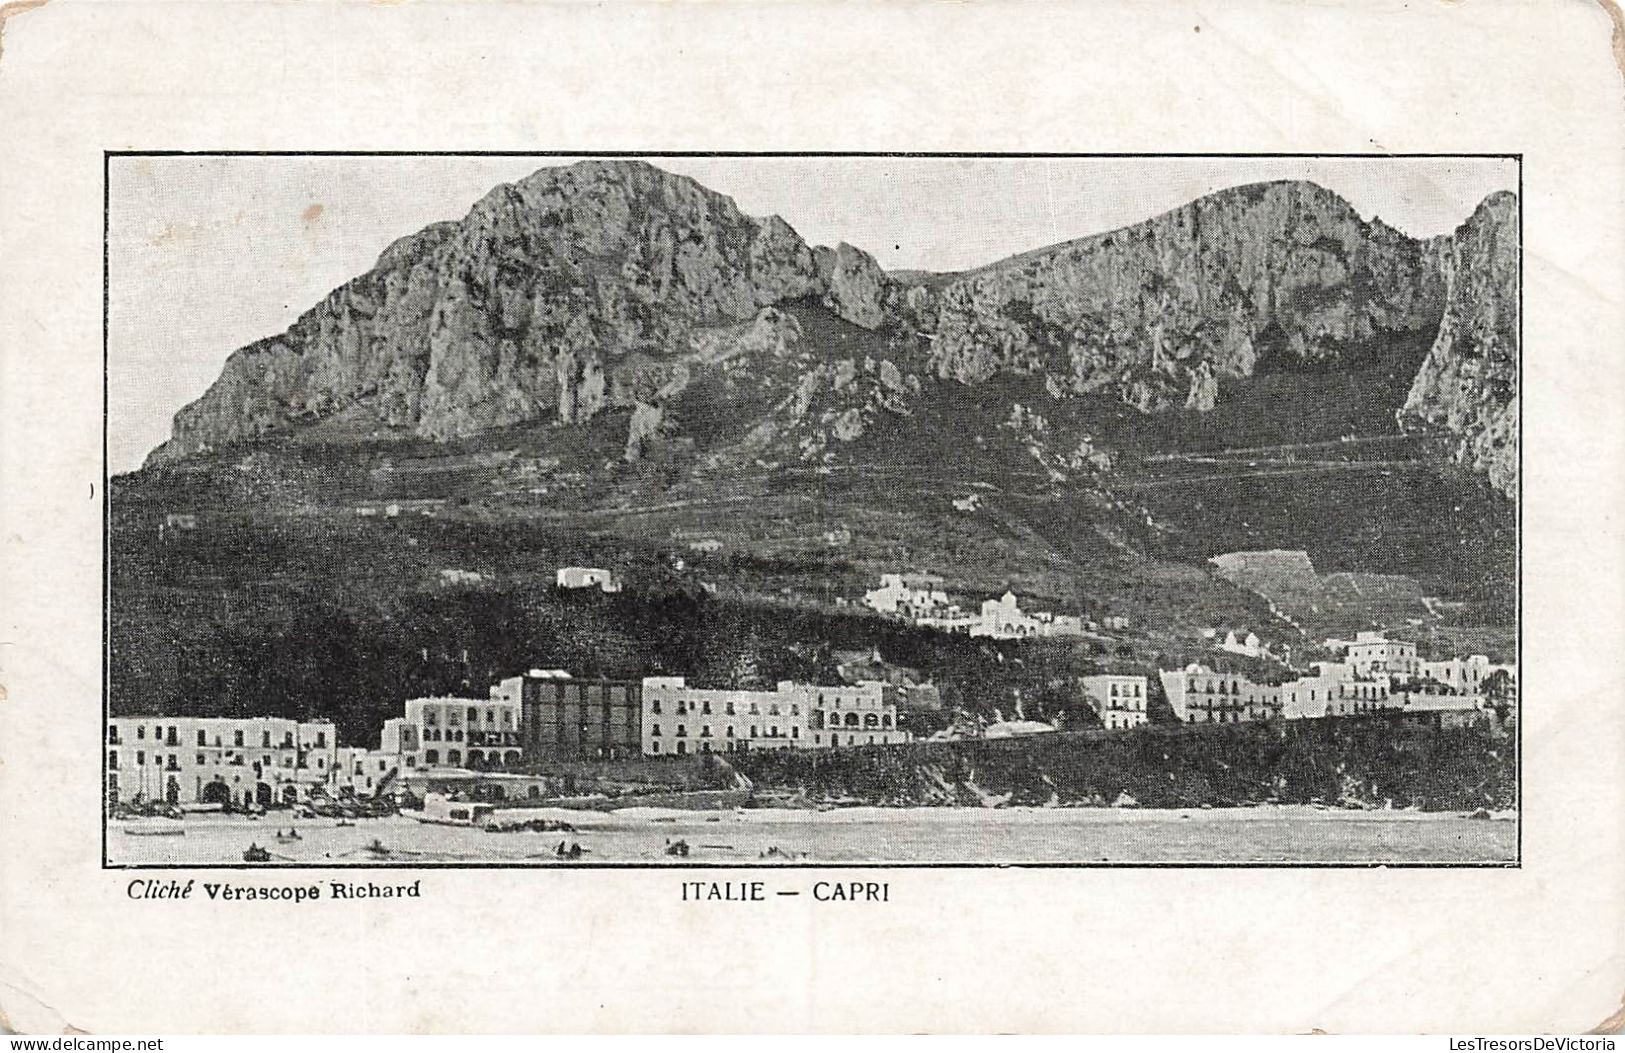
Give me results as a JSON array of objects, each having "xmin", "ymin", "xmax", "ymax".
[
  {"xmin": 1216, "ymin": 629, "xmax": 1265, "ymax": 658},
  {"xmin": 1419, "ymin": 654, "xmax": 1513, "ymax": 696},
  {"xmin": 863, "ymin": 572, "xmax": 950, "ymax": 618},
  {"xmin": 332, "ymin": 747, "xmax": 400, "ymax": 797},
  {"xmin": 971, "ymin": 591, "xmax": 1085, "ymax": 640},
  {"xmin": 106, "ymin": 716, "xmax": 338, "ymax": 810},
  {"xmin": 1278, "ymin": 663, "xmax": 1394, "ymax": 719},
  {"xmin": 390, "ymin": 696, "xmax": 523, "ymax": 771},
  {"xmin": 1079, "ymin": 674, "xmax": 1150, "ymax": 729},
  {"xmin": 556, "ymin": 566, "xmax": 621, "ymax": 592},
  {"xmin": 1160, "ymin": 665, "xmax": 1276, "ymax": 725},
  {"xmin": 1344, "ymin": 631, "xmax": 1421, "ymax": 680},
  {"xmin": 640, "ymin": 678, "xmax": 907, "ymax": 756}
]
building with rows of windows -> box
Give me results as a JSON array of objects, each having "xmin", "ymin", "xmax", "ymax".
[
  {"xmin": 640, "ymin": 677, "xmax": 909, "ymax": 756},
  {"xmin": 1078, "ymin": 675, "xmax": 1150, "ymax": 729},
  {"xmin": 379, "ymin": 695, "xmax": 523, "ymax": 772},
  {"xmin": 1343, "ymin": 630, "xmax": 1421, "ymax": 679},
  {"xmin": 1158, "ymin": 663, "xmax": 1398, "ymax": 726},
  {"xmin": 498, "ymin": 670, "xmax": 643, "ymax": 760},
  {"xmin": 106, "ymin": 716, "xmax": 338, "ymax": 810}
]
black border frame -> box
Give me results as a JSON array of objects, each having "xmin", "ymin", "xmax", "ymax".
[{"xmin": 102, "ymin": 150, "xmax": 1523, "ymax": 871}]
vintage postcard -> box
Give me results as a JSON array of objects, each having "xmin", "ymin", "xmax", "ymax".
[
  {"xmin": 1, "ymin": 0, "xmax": 1621, "ymax": 1036},
  {"xmin": 102, "ymin": 152, "xmax": 1521, "ymax": 869}
]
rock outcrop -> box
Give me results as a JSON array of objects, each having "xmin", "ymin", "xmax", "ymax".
[
  {"xmin": 1398, "ymin": 192, "xmax": 1520, "ymax": 497},
  {"xmin": 150, "ymin": 160, "xmax": 827, "ymax": 463},
  {"xmin": 896, "ymin": 180, "xmax": 1447, "ymax": 410},
  {"xmin": 147, "ymin": 164, "xmax": 1515, "ymax": 497},
  {"xmin": 819, "ymin": 242, "xmax": 894, "ymax": 330}
]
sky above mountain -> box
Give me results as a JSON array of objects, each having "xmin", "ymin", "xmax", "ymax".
[{"xmin": 107, "ymin": 154, "xmax": 1515, "ymax": 473}]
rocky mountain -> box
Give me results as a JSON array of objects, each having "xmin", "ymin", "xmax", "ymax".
[
  {"xmin": 872, "ymin": 180, "xmax": 1448, "ymax": 409},
  {"xmin": 1398, "ymin": 192, "xmax": 1520, "ymax": 497},
  {"xmin": 146, "ymin": 160, "xmax": 1518, "ymax": 500}
]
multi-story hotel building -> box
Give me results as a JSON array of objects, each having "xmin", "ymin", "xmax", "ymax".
[
  {"xmin": 1078, "ymin": 674, "xmax": 1150, "ymax": 729},
  {"xmin": 106, "ymin": 716, "xmax": 338, "ymax": 809},
  {"xmin": 381, "ymin": 696, "xmax": 523, "ymax": 771},
  {"xmin": 800, "ymin": 681, "xmax": 907, "ymax": 748},
  {"xmin": 640, "ymin": 678, "xmax": 908, "ymax": 756},
  {"xmin": 1159, "ymin": 662, "xmax": 1395, "ymax": 724},
  {"xmin": 1344, "ymin": 631, "xmax": 1421, "ymax": 680},
  {"xmin": 497, "ymin": 670, "xmax": 642, "ymax": 760}
]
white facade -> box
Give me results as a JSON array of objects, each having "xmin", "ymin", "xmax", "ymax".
[
  {"xmin": 640, "ymin": 678, "xmax": 907, "ymax": 756},
  {"xmin": 332, "ymin": 747, "xmax": 400, "ymax": 796},
  {"xmin": 971, "ymin": 591, "xmax": 1085, "ymax": 640},
  {"xmin": 556, "ymin": 566, "xmax": 620, "ymax": 592},
  {"xmin": 1160, "ymin": 661, "xmax": 1397, "ymax": 724},
  {"xmin": 106, "ymin": 716, "xmax": 338, "ymax": 809},
  {"xmin": 1345, "ymin": 631, "xmax": 1421, "ymax": 679},
  {"xmin": 863, "ymin": 573, "xmax": 950, "ymax": 618},
  {"xmin": 1419, "ymin": 654, "xmax": 1507, "ymax": 695},
  {"xmin": 396, "ymin": 696, "xmax": 522, "ymax": 771},
  {"xmin": 1079, "ymin": 675, "xmax": 1150, "ymax": 729},
  {"xmin": 1216, "ymin": 630, "xmax": 1265, "ymax": 658}
]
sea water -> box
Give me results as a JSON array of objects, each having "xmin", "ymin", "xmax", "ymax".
[{"xmin": 107, "ymin": 805, "xmax": 1516, "ymax": 866}]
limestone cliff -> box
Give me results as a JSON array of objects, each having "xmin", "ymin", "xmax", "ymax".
[
  {"xmin": 148, "ymin": 165, "xmax": 1515, "ymax": 498},
  {"xmin": 896, "ymin": 180, "xmax": 1447, "ymax": 409},
  {"xmin": 1398, "ymin": 192, "xmax": 1520, "ymax": 497},
  {"xmin": 149, "ymin": 160, "xmax": 826, "ymax": 463}
]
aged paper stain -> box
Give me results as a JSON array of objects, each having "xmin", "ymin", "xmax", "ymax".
[
  {"xmin": 1600, "ymin": 0, "xmax": 1625, "ymax": 88},
  {"xmin": 1588, "ymin": 988, "xmax": 1625, "ymax": 1034},
  {"xmin": 0, "ymin": 0, "xmax": 49, "ymax": 66},
  {"xmin": 302, "ymin": 202, "xmax": 324, "ymax": 225}
]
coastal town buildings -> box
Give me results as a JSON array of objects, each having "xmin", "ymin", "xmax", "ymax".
[
  {"xmin": 863, "ymin": 572, "xmax": 951, "ymax": 618},
  {"xmin": 106, "ymin": 715, "xmax": 338, "ymax": 809},
  {"xmin": 1160, "ymin": 666, "xmax": 1277, "ymax": 724},
  {"xmin": 639, "ymin": 677, "xmax": 908, "ymax": 756},
  {"xmin": 1419, "ymin": 654, "xmax": 1516, "ymax": 697},
  {"xmin": 1215, "ymin": 629, "xmax": 1266, "ymax": 659},
  {"xmin": 1343, "ymin": 630, "xmax": 1421, "ymax": 679},
  {"xmin": 332, "ymin": 746, "xmax": 400, "ymax": 796},
  {"xmin": 1159, "ymin": 660, "xmax": 1400, "ymax": 725},
  {"xmin": 494, "ymin": 670, "xmax": 643, "ymax": 760},
  {"xmin": 1078, "ymin": 674, "xmax": 1150, "ymax": 729},
  {"xmin": 1389, "ymin": 691, "xmax": 1494, "ymax": 728},
  {"xmin": 970, "ymin": 591, "xmax": 1085, "ymax": 640},
  {"xmin": 861, "ymin": 574, "xmax": 1084, "ymax": 639},
  {"xmin": 382, "ymin": 695, "xmax": 523, "ymax": 771},
  {"xmin": 1278, "ymin": 663, "xmax": 1393, "ymax": 719}
]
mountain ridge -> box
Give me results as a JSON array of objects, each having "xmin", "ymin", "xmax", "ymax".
[{"xmin": 143, "ymin": 161, "xmax": 1518, "ymax": 499}]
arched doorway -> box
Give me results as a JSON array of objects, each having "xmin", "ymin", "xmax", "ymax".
[
  {"xmin": 281, "ymin": 785, "xmax": 298, "ymax": 805},
  {"xmin": 200, "ymin": 781, "xmax": 231, "ymax": 807},
  {"xmin": 165, "ymin": 777, "xmax": 180, "ymax": 805},
  {"xmin": 255, "ymin": 783, "xmax": 273, "ymax": 807},
  {"xmin": 503, "ymin": 751, "xmax": 521, "ymax": 767}
]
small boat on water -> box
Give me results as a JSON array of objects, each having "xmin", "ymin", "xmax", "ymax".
[
  {"xmin": 123, "ymin": 821, "xmax": 185, "ymax": 837},
  {"xmin": 274, "ymin": 828, "xmax": 302, "ymax": 842},
  {"xmin": 242, "ymin": 844, "xmax": 271, "ymax": 862},
  {"xmin": 412, "ymin": 794, "xmax": 498, "ymax": 828},
  {"xmin": 335, "ymin": 819, "xmax": 356, "ymax": 828}
]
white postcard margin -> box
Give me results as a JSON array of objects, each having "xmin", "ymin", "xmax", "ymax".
[{"xmin": 0, "ymin": 0, "xmax": 1622, "ymax": 1035}]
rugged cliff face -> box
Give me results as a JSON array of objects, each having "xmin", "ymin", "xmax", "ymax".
[
  {"xmin": 895, "ymin": 180, "xmax": 1447, "ymax": 411},
  {"xmin": 150, "ymin": 161, "xmax": 830, "ymax": 462},
  {"xmin": 1398, "ymin": 192, "xmax": 1520, "ymax": 497},
  {"xmin": 148, "ymin": 163, "xmax": 1515, "ymax": 497}
]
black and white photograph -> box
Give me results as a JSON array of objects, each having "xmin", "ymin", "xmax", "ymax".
[{"xmin": 102, "ymin": 153, "xmax": 1521, "ymax": 868}]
